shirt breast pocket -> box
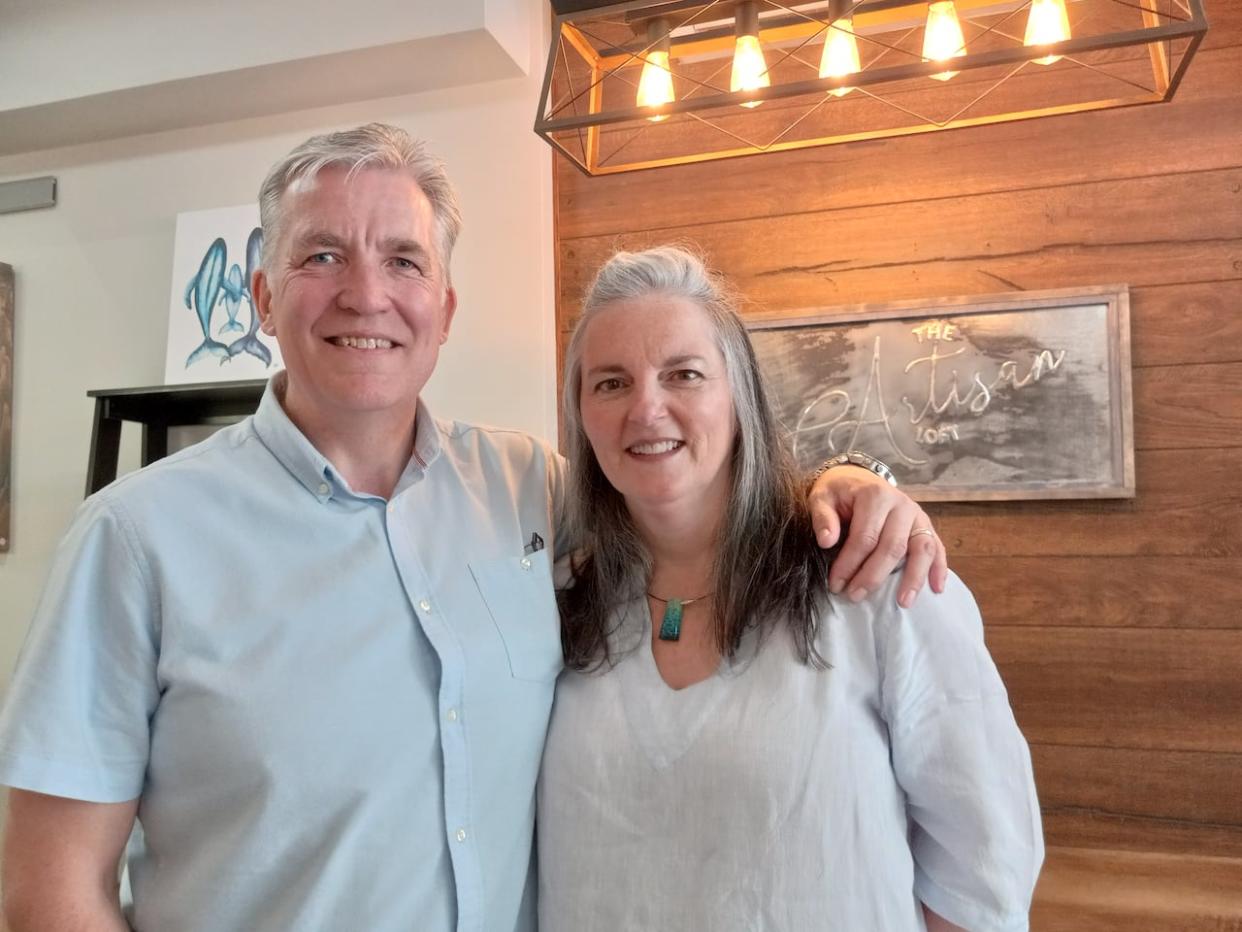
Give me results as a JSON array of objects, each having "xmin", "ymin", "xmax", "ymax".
[{"xmin": 469, "ymin": 550, "xmax": 564, "ymax": 682}]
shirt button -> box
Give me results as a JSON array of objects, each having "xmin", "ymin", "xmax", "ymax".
[
  {"xmin": 317, "ymin": 482, "xmax": 330, "ymax": 495},
  {"xmin": 386, "ymin": 502, "xmax": 395, "ymax": 513},
  {"xmin": 445, "ymin": 708, "xmax": 458, "ymax": 723},
  {"xmin": 455, "ymin": 828, "xmax": 467, "ymax": 843},
  {"xmin": 520, "ymin": 556, "xmax": 532, "ymax": 570},
  {"xmin": 418, "ymin": 599, "xmax": 432, "ymax": 613}
]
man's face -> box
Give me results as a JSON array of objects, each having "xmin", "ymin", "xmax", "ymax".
[{"xmin": 253, "ymin": 164, "xmax": 456, "ymax": 434}]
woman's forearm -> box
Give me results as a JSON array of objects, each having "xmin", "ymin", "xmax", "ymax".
[{"xmin": 923, "ymin": 903, "xmax": 968, "ymax": 932}]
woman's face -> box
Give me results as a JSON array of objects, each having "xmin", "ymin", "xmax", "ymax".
[{"xmin": 578, "ymin": 294, "xmax": 737, "ymax": 519}]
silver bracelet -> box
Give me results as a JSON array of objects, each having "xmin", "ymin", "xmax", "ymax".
[{"xmin": 810, "ymin": 451, "xmax": 897, "ymax": 487}]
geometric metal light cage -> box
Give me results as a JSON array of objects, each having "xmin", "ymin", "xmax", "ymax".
[{"xmin": 535, "ymin": 0, "xmax": 1208, "ymax": 175}]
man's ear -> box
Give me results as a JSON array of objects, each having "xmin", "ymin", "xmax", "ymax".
[
  {"xmin": 439, "ymin": 285, "xmax": 458, "ymax": 345},
  {"xmin": 252, "ymin": 269, "xmax": 276, "ymax": 336}
]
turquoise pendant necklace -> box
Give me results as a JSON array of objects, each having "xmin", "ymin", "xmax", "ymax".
[{"xmin": 647, "ymin": 592, "xmax": 711, "ymax": 642}]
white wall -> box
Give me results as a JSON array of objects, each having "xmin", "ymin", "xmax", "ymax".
[
  {"xmin": 0, "ymin": 2, "xmax": 556, "ymax": 691},
  {"xmin": 0, "ymin": 0, "xmax": 498, "ymax": 111}
]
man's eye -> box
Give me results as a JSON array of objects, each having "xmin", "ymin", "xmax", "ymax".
[
  {"xmin": 392, "ymin": 257, "xmax": 421, "ymax": 272},
  {"xmin": 306, "ymin": 252, "xmax": 337, "ymax": 265}
]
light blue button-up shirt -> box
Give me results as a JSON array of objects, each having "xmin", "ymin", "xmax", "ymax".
[{"xmin": 0, "ymin": 377, "xmax": 565, "ymax": 931}]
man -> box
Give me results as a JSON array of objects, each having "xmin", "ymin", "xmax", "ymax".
[{"xmin": 0, "ymin": 124, "xmax": 945, "ymax": 931}]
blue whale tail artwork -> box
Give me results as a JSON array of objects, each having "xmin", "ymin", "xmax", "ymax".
[
  {"xmin": 184, "ymin": 237, "xmax": 230, "ymax": 367},
  {"xmin": 217, "ymin": 263, "xmax": 246, "ymax": 334},
  {"xmin": 226, "ymin": 227, "xmax": 272, "ymax": 367}
]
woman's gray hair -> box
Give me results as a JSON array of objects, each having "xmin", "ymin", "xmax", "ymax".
[
  {"xmin": 563, "ymin": 245, "xmax": 773, "ymax": 536},
  {"xmin": 560, "ymin": 245, "xmax": 830, "ymax": 669},
  {"xmin": 256, "ymin": 123, "xmax": 463, "ymax": 277}
]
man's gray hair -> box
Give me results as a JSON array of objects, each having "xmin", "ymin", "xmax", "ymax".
[{"xmin": 257, "ymin": 123, "xmax": 463, "ymax": 276}]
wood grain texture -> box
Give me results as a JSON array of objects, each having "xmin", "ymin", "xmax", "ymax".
[
  {"xmin": 560, "ymin": 279, "xmax": 1242, "ymax": 363},
  {"xmin": 1032, "ymin": 846, "xmax": 1242, "ymax": 931},
  {"xmin": 1133, "ymin": 361, "xmax": 1242, "ymax": 449},
  {"xmin": 558, "ymin": 167, "xmax": 1242, "ymax": 314},
  {"xmin": 930, "ymin": 448, "xmax": 1242, "ymax": 557},
  {"xmin": 956, "ymin": 556, "xmax": 1242, "ymax": 629},
  {"xmin": 991, "ymin": 627, "xmax": 1242, "ymax": 752},
  {"xmin": 1042, "ymin": 809, "xmax": 1242, "ymax": 863},
  {"xmin": 1200, "ymin": 1, "xmax": 1242, "ymax": 51},
  {"xmin": 1032, "ymin": 745, "xmax": 1242, "ymax": 858},
  {"xmin": 1129, "ymin": 280, "xmax": 1242, "ymax": 368}
]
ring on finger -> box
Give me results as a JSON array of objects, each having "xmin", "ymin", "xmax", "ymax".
[{"xmin": 909, "ymin": 527, "xmax": 936, "ymax": 540}]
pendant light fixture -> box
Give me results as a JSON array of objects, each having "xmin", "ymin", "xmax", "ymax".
[
  {"xmin": 922, "ymin": 1, "xmax": 968, "ymax": 81},
  {"xmin": 636, "ymin": 17, "xmax": 675, "ymax": 120},
  {"xmin": 730, "ymin": 1, "xmax": 770, "ymax": 107},
  {"xmin": 536, "ymin": 0, "xmax": 1209, "ymax": 176},
  {"xmin": 818, "ymin": 0, "xmax": 861, "ymax": 97},
  {"xmin": 1024, "ymin": 0, "xmax": 1073, "ymax": 65}
]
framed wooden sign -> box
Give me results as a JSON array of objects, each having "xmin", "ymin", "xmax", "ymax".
[
  {"xmin": 748, "ymin": 285, "xmax": 1134, "ymax": 502},
  {"xmin": 0, "ymin": 262, "xmax": 12, "ymax": 550}
]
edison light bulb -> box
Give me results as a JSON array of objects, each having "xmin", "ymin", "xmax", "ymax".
[
  {"xmin": 731, "ymin": 2, "xmax": 769, "ymax": 108},
  {"xmin": 731, "ymin": 35, "xmax": 770, "ymax": 107},
  {"xmin": 637, "ymin": 49, "xmax": 675, "ymax": 121},
  {"xmin": 1024, "ymin": 0, "xmax": 1071, "ymax": 65},
  {"xmin": 819, "ymin": 17, "xmax": 860, "ymax": 97},
  {"xmin": 923, "ymin": 1, "xmax": 967, "ymax": 81}
]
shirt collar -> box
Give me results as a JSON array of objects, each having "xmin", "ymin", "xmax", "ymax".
[
  {"xmin": 251, "ymin": 373, "xmax": 443, "ymax": 503},
  {"xmin": 410, "ymin": 396, "xmax": 443, "ymax": 472}
]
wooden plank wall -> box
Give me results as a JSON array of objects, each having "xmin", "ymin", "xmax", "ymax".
[{"xmin": 553, "ymin": 6, "xmax": 1242, "ymax": 927}]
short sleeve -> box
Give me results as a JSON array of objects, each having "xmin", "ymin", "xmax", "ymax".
[
  {"xmin": 877, "ymin": 572, "xmax": 1044, "ymax": 932},
  {"xmin": 0, "ymin": 493, "xmax": 160, "ymax": 802}
]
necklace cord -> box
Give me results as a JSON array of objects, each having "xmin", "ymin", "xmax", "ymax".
[{"xmin": 647, "ymin": 592, "xmax": 711, "ymax": 605}]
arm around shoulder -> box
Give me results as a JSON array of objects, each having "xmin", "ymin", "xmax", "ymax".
[
  {"xmin": 806, "ymin": 459, "xmax": 948, "ymax": 606},
  {"xmin": 2, "ymin": 789, "xmax": 137, "ymax": 931}
]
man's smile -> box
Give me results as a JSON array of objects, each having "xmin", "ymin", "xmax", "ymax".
[{"xmin": 328, "ymin": 335, "xmax": 398, "ymax": 350}]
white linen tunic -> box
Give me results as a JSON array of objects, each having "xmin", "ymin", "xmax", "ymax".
[{"xmin": 537, "ymin": 571, "xmax": 1043, "ymax": 932}]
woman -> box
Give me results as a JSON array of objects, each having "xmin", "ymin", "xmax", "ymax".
[{"xmin": 538, "ymin": 246, "xmax": 1043, "ymax": 931}]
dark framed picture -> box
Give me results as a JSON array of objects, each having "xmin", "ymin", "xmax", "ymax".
[{"xmin": 748, "ymin": 285, "xmax": 1134, "ymax": 501}]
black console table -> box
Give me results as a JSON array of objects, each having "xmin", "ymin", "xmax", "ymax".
[{"xmin": 85, "ymin": 380, "xmax": 266, "ymax": 496}]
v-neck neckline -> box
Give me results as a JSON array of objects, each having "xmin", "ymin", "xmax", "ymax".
[{"xmin": 616, "ymin": 601, "xmax": 731, "ymax": 771}]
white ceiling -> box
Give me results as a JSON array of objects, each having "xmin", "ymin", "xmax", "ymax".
[{"xmin": 0, "ymin": 0, "xmax": 534, "ymax": 155}]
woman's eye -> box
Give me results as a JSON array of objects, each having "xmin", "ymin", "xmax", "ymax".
[
  {"xmin": 594, "ymin": 378, "xmax": 624, "ymax": 393},
  {"xmin": 671, "ymin": 369, "xmax": 703, "ymax": 382}
]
